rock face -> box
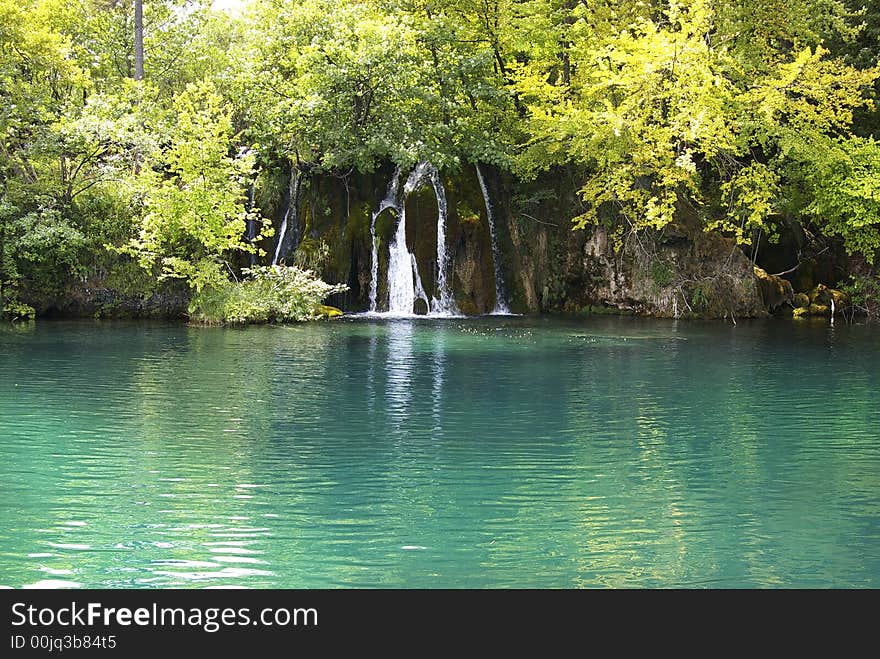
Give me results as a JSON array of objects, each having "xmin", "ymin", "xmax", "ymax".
[
  {"xmin": 483, "ymin": 166, "xmax": 765, "ymax": 318},
  {"xmin": 754, "ymin": 267, "xmax": 794, "ymax": 311},
  {"xmin": 251, "ymin": 163, "xmax": 770, "ymax": 318},
  {"xmin": 34, "ymin": 282, "xmax": 189, "ymax": 319}
]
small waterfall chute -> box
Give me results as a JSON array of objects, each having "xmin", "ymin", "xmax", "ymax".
[
  {"xmin": 411, "ymin": 253, "xmax": 430, "ymax": 311},
  {"xmin": 272, "ymin": 166, "xmax": 301, "ymax": 266},
  {"xmin": 384, "ymin": 162, "xmax": 458, "ymax": 316},
  {"xmin": 475, "ymin": 163, "xmax": 511, "ymax": 314},
  {"xmin": 369, "ymin": 168, "xmax": 401, "ymax": 312},
  {"xmin": 386, "ymin": 167, "xmax": 418, "ymax": 314}
]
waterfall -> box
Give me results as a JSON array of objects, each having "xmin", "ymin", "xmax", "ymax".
[
  {"xmin": 369, "ymin": 168, "xmax": 401, "ymax": 312},
  {"xmin": 831, "ymin": 297, "xmax": 836, "ymax": 324},
  {"xmin": 428, "ymin": 167, "xmax": 454, "ymax": 315},
  {"xmin": 371, "ymin": 162, "xmax": 457, "ymax": 315},
  {"xmin": 475, "ymin": 163, "xmax": 510, "ymax": 314},
  {"xmin": 388, "ymin": 162, "xmax": 446, "ymax": 315},
  {"xmin": 385, "ymin": 162, "xmax": 456, "ymax": 315},
  {"xmin": 272, "ymin": 167, "xmax": 300, "ymax": 266},
  {"xmin": 386, "ymin": 168, "xmax": 418, "ymax": 314}
]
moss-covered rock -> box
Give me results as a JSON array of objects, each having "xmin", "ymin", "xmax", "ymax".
[
  {"xmin": 754, "ymin": 266, "xmax": 793, "ymax": 312},
  {"xmin": 809, "ymin": 303, "xmax": 830, "ymax": 316},
  {"xmin": 413, "ymin": 298, "xmax": 429, "ymax": 315},
  {"xmin": 455, "ymin": 299, "xmax": 479, "ymax": 316},
  {"xmin": 316, "ymin": 304, "xmax": 343, "ymax": 318},
  {"xmin": 829, "ymin": 288, "xmax": 850, "ymax": 310},
  {"xmin": 792, "ymin": 292, "xmax": 810, "ymax": 308},
  {"xmin": 793, "ymin": 306, "xmax": 811, "ymax": 317},
  {"xmin": 809, "ymin": 283, "xmax": 830, "ymax": 305}
]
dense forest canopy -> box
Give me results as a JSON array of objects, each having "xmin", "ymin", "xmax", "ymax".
[{"xmin": 1, "ymin": 0, "xmax": 879, "ymax": 321}]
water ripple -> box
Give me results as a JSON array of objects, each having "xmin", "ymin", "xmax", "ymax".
[{"xmin": 1, "ymin": 318, "xmax": 878, "ymax": 587}]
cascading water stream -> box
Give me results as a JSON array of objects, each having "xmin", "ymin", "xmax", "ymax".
[
  {"xmin": 272, "ymin": 168, "xmax": 300, "ymax": 266},
  {"xmin": 367, "ymin": 162, "xmax": 458, "ymax": 315},
  {"xmin": 475, "ymin": 163, "xmax": 511, "ymax": 314},
  {"xmin": 384, "ymin": 162, "xmax": 457, "ymax": 316},
  {"xmin": 428, "ymin": 167, "xmax": 454, "ymax": 315},
  {"xmin": 411, "ymin": 253, "xmax": 429, "ymax": 309},
  {"xmin": 369, "ymin": 168, "xmax": 401, "ymax": 312},
  {"xmin": 386, "ymin": 168, "xmax": 419, "ymax": 314}
]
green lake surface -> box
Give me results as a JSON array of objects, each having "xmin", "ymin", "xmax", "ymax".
[{"xmin": 1, "ymin": 316, "xmax": 878, "ymax": 588}]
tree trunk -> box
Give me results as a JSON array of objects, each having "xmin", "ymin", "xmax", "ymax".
[{"xmin": 134, "ymin": 0, "xmax": 144, "ymax": 81}]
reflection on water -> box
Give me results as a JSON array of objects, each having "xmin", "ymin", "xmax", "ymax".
[
  {"xmin": 386, "ymin": 320, "xmax": 415, "ymax": 427},
  {"xmin": 0, "ymin": 317, "xmax": 879, "ymax": 588}
]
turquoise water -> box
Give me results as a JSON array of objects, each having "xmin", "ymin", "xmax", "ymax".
[{"xmin": 0, "ymin": 317, "xmax": 878, "ymax": 588}]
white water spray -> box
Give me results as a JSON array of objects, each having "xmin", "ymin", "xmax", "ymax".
[
  {"xmin": 384, "ymin": 162, "xmax": 457, "ymax": 316},
  {"xmin": 369, "ymin": 168, "xmax": 401, "ymax": 312},
  {"xmin": 427, "ymin": 167, "xmax": 454, "ymax": 315},
  {"xmin": 272, "ymin": 168, "xmax": 300, "ymax": 266},
  {"xmin": 386, "ymin": 168, "xmax": 419, "ymax": 314},
  {"xmin": 475, "ymin": 163, "xmax": 510, "ymax": 314}
]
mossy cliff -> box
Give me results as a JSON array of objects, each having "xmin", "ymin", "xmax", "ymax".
[{"xmin": 257, "ymin": 163, "xmax": 769, "ymax": 318}]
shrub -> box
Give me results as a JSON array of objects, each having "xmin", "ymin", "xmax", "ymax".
[
  {"xmin": 839, "ymin": 274, "xmax": 880, "ymax": 320},
  {"xmin": 2, "ymin": 299, "xmax": 36, "ymax": 322},
  {"xmin": 189, "ymin": 265, "xmax": 347, "ymax": 325}
]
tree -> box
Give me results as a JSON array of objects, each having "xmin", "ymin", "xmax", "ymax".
[
  {"xmin": 120, "ymin": 80, "xmax": 258, "ymax": 291},
  {"xmin": 134, "ymin": 0, "xmax": 144, "ymax": 80},
  {"xmin": 803, "ymin": 136, "xmax": 880, "ymax": 261},
  {"xmin": 512, "ymin": 0, "xmax": 877, "ymax": 252}
]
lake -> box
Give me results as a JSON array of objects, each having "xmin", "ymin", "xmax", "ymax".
[{"xmin": 1, "ymin": 316, "xmax": 878, "ymax": 588}]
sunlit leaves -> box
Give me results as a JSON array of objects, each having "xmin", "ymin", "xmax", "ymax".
[
  {"xmin": 121, "ymin": 81, "xmax": 258, "ymax": 290},
  {"xmin": 513, "ymin": 0, "xmax": 877, "ymax": 250},
  {"xmin": 804, "ymin": 136, "xmax": 880, "ymax": 261}
]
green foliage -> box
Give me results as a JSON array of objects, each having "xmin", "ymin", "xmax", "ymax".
[
  {"xmin": 804, "ymin": 137, "xmax": 880, "ymax": 262},
  {"xmin": 514, "ymin": 0, "xmax": 877, "ymax": 252},
  {"xmin": 2, "ymin": 299, "xmax": 36, "ymax": 321},
  {"xmin": 119, "ymin": 80, "xmax": 260, "ymax": 291},
  {"xmin": 691, "ymin": 284, "xmax": 710, "ymax": 310},
  {"xmin": 293, "ymin": 238, "xmax": 332, "ymax": 273},
  {"xmin": 650, "ymin": 260, "xmax": 674, "ymax": 288},
  {"xmin": 189, "ymin": 265, "xmax": 348, "ymax": 324},
  {"xmin": 234, "ymin": 0, "xmax": 518, "ymax": 171},
  {"xmin": 839, "ymin": 273, "xmax": 880, "ymax": 318}
]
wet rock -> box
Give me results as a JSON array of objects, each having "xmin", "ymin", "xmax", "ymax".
[
  {"xmin": 829, "ymin": 289, "xmax": 850, "ymax": 310},
  {"xmin": 413, "ymin": 298, "xmax": 429, "ymax": 315},
  {"xmin": 793, "ymin": 306, "xmax": 811, "ymax": 318},
  {"xmin": 809, "ymin": 303, "xmax": 830, "ymax": 316},
  {"xmin": 754, "ymin": 266, "xmax": 794, "ymax": 311},
  {"xmin": 809, "ymin": 283, "xmax": 830, "ymax": 305},
  {"xmin": 792, "ymin": 292, "xmax": 810, "ymax": 308}
]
